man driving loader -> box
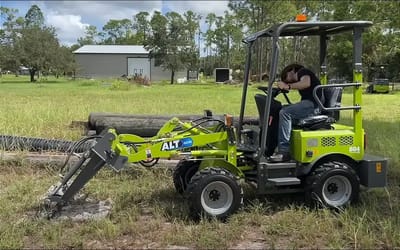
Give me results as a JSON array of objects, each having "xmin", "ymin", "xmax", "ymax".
[{"xmin": 269, "ymin": 63, "xmax": 322, "ymax": 162}]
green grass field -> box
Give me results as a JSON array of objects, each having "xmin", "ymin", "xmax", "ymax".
[{"xmin": 0, "ymin": 75, "xmax": 399, "ymax": 248}]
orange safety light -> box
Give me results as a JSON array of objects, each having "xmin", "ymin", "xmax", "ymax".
[
  {"xmin": 296, "ymin": 14, "xmax": 307, "ymax": 22},
  {"xmin": 376, "ymin": 162, "xmax": 382, "ymax": 173},
  {"xmin": 224, "ymin": 114, "xmax": 233, "ymax": 127}
]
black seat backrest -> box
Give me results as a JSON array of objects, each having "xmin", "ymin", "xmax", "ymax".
[
  {"xmin": 254, "ymin": 93, "xmax": 282, "ymax": 156},
  {"xmin": 254, "ymin": 94, "xmax": 267, "ymax": 126},
  {"xmin": 321, "ymin": 87, "xmax": 343, "ymax": 121},
  {"xmin": 254, "ymin": 94, "xmax": 282, "ymax": 127}
]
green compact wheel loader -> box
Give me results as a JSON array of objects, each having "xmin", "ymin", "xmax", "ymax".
[
  {"xmin": 367, "ymin": 65, "xmax": 390, "ymax": 93},
  {"xmin": 44, "ymin": 20, "xmax": 387, "ymax": 220}
]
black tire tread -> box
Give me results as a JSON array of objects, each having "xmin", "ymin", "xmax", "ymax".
[
  {"xmin": 185, "ymin": 167, "xmax": 243, "ymax": 220},
  {"xmin": 172, "ymin": 160, "xmax": 200, "ymax": 194},
  {"xmin": 305, "ymin": 161, "xmax": 360, "ymax": 209}
]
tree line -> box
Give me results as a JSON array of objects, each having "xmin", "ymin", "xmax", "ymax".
[
  {"xmin": 0, "ymin": 5, "xmax": 74, "ymax": 82},
  {"xmin": 1, "ymin": 1, "xmax": 400, "ymax": 83}
]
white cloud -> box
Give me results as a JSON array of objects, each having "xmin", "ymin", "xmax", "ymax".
[
  {"xmin": 38, "ymin": 1, "xmax": 163, "ymax": 24},
  {"xmin": 35, "ymin": 0, "xmax": 164, "ymax": 45},
  {"xmin": 164, "ymin": 1, "xmax": 230, "ymax": 17},
  {"xmin": 6, "ymin": 1, "xmax": 230, "ymax": 46},
  {"xmin": 46, "ymin": 12, "xmax": 89, "ymax": 46}
]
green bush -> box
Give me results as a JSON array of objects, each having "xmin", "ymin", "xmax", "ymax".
[
  {"xmin": 79, "ymin": 80, "xmax": 99, "ymax": 87},
  {"xmin": 232, "ymin": 70, "xmax": 244, "ymax": 82},
  {"xmin": 109, "ymin": 79, "xmax": 131, "ymax": 91}
]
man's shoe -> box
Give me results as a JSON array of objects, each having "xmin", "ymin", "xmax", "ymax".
[{"xmin": 268, "ymin": 152, "xmax": 291, "ymax": 163}]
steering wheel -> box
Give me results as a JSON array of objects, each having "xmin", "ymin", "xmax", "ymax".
[{"xmin": 257, "ymin": 86, "xmax": 291, "ymax": 104}]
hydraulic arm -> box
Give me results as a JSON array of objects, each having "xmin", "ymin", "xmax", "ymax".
[{"xmin": 44, "ymin": 116, "xmax": 235, "ymax": 216}]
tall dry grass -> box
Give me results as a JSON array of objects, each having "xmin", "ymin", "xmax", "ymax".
[{"xmin": 0, "ymin": 75, "xmax": 399, "ymax": 248}]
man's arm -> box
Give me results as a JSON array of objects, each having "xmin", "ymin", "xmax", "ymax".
[
  {"xmin": 289, "ymin": 75, "xmax": 311, "ymax": 90},
  {"xmin": 277, "ymin": 75, "xmax": 311, "ymax": 91}
]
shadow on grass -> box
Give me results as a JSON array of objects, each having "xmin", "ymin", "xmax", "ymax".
[
  {"xmin": 245, "ymin": 190, "xmax": 306, "ymax": 211},
  {"xmin": 1, "ymin": 80, "xmax": 68, "ymax": 84},
  {"xmin": 1, "ymin": 75, "xmax": 76, "ymax": 84},
  {"xmin": 147, "ymin": 182, "xmax": 307, "ymax": 223},
  {"xmin": 0, "ymin": 79, "xmax": 34, "ymax": 84},
  {"xmin": 150, "ymin": 184, "xmax": 397, "ymax": 221}
]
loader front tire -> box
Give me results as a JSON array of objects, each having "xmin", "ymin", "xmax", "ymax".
[{"xmin": 185, "ymin": 168, "xmax": 243, "ymax": 220}]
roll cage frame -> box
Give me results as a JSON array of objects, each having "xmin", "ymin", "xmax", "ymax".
[{"xmin": 237, "ymin": 21, "xmax": 373, "ymax": 160}]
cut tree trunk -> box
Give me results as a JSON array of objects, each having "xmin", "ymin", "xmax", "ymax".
[
  {"xmin": 89, "ymin": 112, "xmax": 259, "ymax": 136},
  {"xmin": 170, "ymin": 70, "xmax": 175, "ymax": 84},
  {"xmin": 88, "ymin": 113, "xmax": 213, "ymax": 129},
  {"xmin": 29, "ymin": 69, "xmax": 36, "ymax": 82}
]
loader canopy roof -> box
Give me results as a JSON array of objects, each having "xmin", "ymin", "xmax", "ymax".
[{"xmin": 243, "ymin": 21, "xmax": 373, "ymax": 43}]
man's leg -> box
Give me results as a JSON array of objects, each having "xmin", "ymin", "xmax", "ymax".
[{"xmin": 271, "ymin": 100, "xmax": 315, "ymax": 162}]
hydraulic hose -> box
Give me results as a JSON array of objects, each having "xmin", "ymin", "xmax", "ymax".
[{"xmin": 0, "ymin": 135, "xmax": 94, "ymax": 153}]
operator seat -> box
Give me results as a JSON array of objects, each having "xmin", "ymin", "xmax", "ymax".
[
  {"xmin": 254, "ymin": 93, "xmax": 282, "ymax": 156},
  {"xmin": 253, "ymin": 87, "xmax": 343, "ymax": 154},
  {"xmin": 296, "ymin": 87, "xmax": 343, "ymax": 130}
]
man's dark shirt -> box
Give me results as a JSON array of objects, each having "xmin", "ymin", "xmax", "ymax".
[{"xmin": 295, "ymin": 68, "xmax": 321, "ymax": 106}]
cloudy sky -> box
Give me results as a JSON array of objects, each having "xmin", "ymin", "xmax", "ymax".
[{"xmin": 1, "ymin": 0, "xmax": 230, "ymax": 46}]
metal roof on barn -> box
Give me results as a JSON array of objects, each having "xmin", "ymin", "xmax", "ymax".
[{"xmin": 73, "ymin": 45, "xmax": 149, "ymax": 54}]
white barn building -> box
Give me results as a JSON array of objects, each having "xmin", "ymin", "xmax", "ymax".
[{"xmin": 73, "ymin": 45, "xmax": 186, "ymax": 81}]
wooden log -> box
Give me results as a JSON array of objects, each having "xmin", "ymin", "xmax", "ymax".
[
  {"xmin": 94, "ymin": 117, "xmax": 169, "ymax": 136},
  {"xmin": 92, "ymin": 113, "xmax": 259, "ymax": 136},
  {"xmin": 88, "ymin": 112, "xmax": 212, "ymax": 129}
]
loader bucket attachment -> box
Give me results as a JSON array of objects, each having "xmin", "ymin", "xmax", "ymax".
[{"xmin": 43, "ymin": 132, "xmax": 127, "ymax": 217}]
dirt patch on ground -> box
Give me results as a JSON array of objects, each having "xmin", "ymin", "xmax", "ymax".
[
  {"xmin": 56, "ymin": 198, "xmax": 113, "ymax": 221},
  {"xmin": 36, "ymin": 196, "xmax": 113, "ymax": 221}
]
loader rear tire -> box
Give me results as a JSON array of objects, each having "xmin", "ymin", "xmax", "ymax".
[
  {"xmin": 173, "ymin": 160, "xmax": 200, "ymax": 194},
  {"xmin": 185, "ymin": 168, "xmax": 243, "ymax": 220},
  {"xmin": 305, "ymin": 161, "xmax": 359, "ymax": 209}
]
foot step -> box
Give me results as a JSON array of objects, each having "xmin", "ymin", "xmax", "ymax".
[{"xmin": 267, "ymin": 177, "xmax": 301, "ymax": 186}]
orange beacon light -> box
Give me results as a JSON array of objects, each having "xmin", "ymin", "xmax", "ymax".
[{"xmin": 296, "ymin": 14, "xmax": 307, "ymax": 22}]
